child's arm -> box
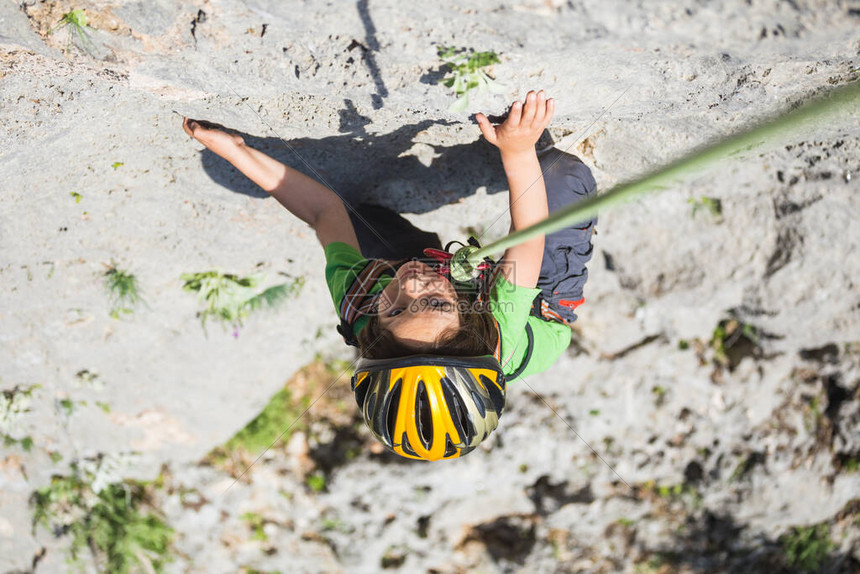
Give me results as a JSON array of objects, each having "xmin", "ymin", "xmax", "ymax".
[
  {"xmin": 476, "ymin": 91, "xmax": 553, "ymax": 288},
  {"xmin": 182, "ymin": 119, "xmax": 360, "ymax": 250}
]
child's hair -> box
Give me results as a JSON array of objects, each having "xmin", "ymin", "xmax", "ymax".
[{"xmin": 357, "ymin": 292, "xmax": 499, "ymax": 360}]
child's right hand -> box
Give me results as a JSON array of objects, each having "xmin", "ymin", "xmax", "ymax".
[{"xmin": 475, "ymin": 90, "xmax": 554, "ymax": 155}]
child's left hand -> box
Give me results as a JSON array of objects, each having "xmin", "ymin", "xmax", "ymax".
[
  {"xmin": 182, "ymin": 118, "xmax": 245, "ymax": 153},
  {"xmin": 475, "ymin": 90, "xmax": 554, "ymax": 155}
]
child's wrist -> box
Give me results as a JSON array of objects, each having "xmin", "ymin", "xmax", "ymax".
[
  {"xmin": 500, "ymin": 148, "xmax": 539, "ymax": 169},
  {"xmin": 499, "ymin": 148, "xmax": 536, "ymax": 161}
]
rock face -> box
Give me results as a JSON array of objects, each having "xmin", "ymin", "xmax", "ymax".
[{"xmin": 1, "ymin": 0, "xmax": 859, "ymax": 572}]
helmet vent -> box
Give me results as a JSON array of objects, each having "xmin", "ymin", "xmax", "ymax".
[
  {"xmin": 416, "ymin": 381, "xmax": 433, "ymax": 449},
  {"xmin": 470, "ymin": 390, "xmax": 486, "ymax": 418},
  {"xmin": 441, "ymin": 377, "xmax": 471, "ymax": 443},
  {"xmin": 353, "ymin": 376, "xmax": 370, "ymax": 410},
  {"xmin": 383, "ymin": 379, "xmax": 403, "ymax": 444},
  {"xmin": 401, "ymin": 432, "xmax": 418, "ymax": 457},
  {"xmin": 444, "ymin": 435, "xmax": 457, "ymax": 457},
  {"xmin": 481, "ymin": 374, "xmax": 505, "ymax": 415},
  {"xmin": 366, "ymin": 392, "xmax": 377, "ymax": 419}
]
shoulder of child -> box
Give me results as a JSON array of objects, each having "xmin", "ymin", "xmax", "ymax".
[{"xmin": 488, "ymin": 272, "xmax": 540, "ymax": 316}]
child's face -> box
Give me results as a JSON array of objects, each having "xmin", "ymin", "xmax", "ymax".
[{"xmin": 377, "ymin": 261, "xmax": 460, "ymax": 348}]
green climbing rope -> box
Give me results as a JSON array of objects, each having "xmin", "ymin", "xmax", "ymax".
[{"xmin": 452, "ymin": 81, "xmax": 859, "ymax": 278}]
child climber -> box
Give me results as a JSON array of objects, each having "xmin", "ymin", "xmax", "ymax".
[{"xmin": 182, "ymin": 90, "xmax": 596, "ymax": 461}]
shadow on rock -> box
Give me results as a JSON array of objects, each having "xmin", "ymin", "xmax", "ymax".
[
  {"xmin": 195, "ymin": 100, "xmax": 508, "ymax": 215},
  {"xmin": 526, "ymin": 475, "xmax": 594, "ymax": 516},
  {"xmin": 643, "ymin": 510, "xmax": 859, "ymax": 574},
  {"xmin": 459, "ymin": 514, "xmax": 539, "ymax": 566}
]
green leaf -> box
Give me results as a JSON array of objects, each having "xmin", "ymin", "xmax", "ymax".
[
  {"xmin": 182, "ymin": 271, "xmax": 301, "ymax": 333},
  {"xmin": 435, "ymin": 46, "xmax": 504, "ymax": 110},
  {"xmin": 50, "ymin": 9, "xmax": 87, "ymax": 33},
  {"xmin": 471, "ymin": 51, "xmax": 501, "ymax": 68},
  {"xmin": 59, "ymin": 399, "xmax": 75, "ymax": 415},
  {"xmin": 104, "ymin": 265, "xmax": 142, "ymax": 318},
  {"xmin": 243, "ymin": 279, "xmax": 304, "ymax": 314},
  {"xmin": 306, "ymin": 473, "xmax": 326, "ymax": 492},
  {"xmin": 65, "ymin": 9, "xmax": 88, "ymax": 28},
  {"xmin": 448, "ymin": 93, "xmax": 470, "ymax": 113}
]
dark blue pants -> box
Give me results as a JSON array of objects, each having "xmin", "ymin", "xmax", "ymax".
[{"xmin": 534, "ymin": 148, "xmax": 597, "ymax": 324}]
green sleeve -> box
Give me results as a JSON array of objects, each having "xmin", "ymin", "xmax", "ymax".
[
  {"xmin": 514, "ymin": 317, "xmax": 572, "ymax": 379},
  {"xmin": 323, "ymin": 242, "xmax": 390, "ymax": 334},
  {"xmin": 489, "ymin": 275, "xmax": 571, "ymax": 378}
]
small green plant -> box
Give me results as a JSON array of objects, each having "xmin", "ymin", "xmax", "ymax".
[
  {"xmin": 306, "ymin": 472, "xmax": 326, "ymax": 493},
  {"xmin": 111, "ymin": 161, "xmax": 124, "ymax": 170},
  {"xmin": 59, "ymin": 398, "xmax": 76, "ymax": 416},
  {"xmin": 804, "ymin": 395, "xmax": 823, "ymax": 432},
  {"xmin": 103, "ymin": 264, "xmax": 143, "ymax": 319},
  {"xmin": 730, "ymin": 452, "xmax": 763, "ymax": 482},
  {"xmin": 639, "ymin": 480, "xmax": 703, "ymax": 510},
  {"xmin": 49, "ymin": 9, "xmax": 97, "ymax": 56},
  {"xmin": 651, "ymin": 385, "xmax": 667, "ymax": 406},
  {"xmin": 240, "ymin": 512, "xmax": 269, "ymax": 542},
  {"xmin": 206, "ymin": 386, "xmax": 308, "ymax": 467},
  {"xmin": 70, "ymin": 191, "xmax": 83, "ymax": 203},
  {"xmin": 657, "ymin": 484, "xmax": 684, "ymax": 498},
  {"xmin": 96, "ymin": 401, "xmax": 111, "ymax": 413},
  {"xmin": 74, "ymin": 369, "xmax": 105, "ymax": 391},
  {"xmin": 3, "ymin": 434, "xmax": 34, "ymax": 451},
  {"xmin": 181, "ymin": 271, "xmax": 304, "ymax": 334},
  {"xmin": 437, "ymin": 46, "xmax": 503, "ymax": 112},
  {"xmin": 711, "ymin": 318, "xmax": 759, "ymax": 368},
  {"xmin": 678, "ymin": 339, "xmax": 689, "ymax": 350},
  {"xmin": 320, "ymin": 517, "xmax": 352, "ymax": 533},
  {"xmin": 781, "ymin": 524, "xmax": 834, "ymax": 572},
  {"xmin": 1, "ymin": 384, "xmax": 40, "ymax": 440},
  {"xmin": 616, "ymin": 517, "xmax": 635, "ymax": 528},
  {"xmin": 30, "ymin": 460, "xmax": 173, "ymax": 573},
  {"xmin": 588, "ymin": 409, "xmax": 600, "ymax": 416},
  {"xmin": 688, "ymin": 196, "xmax": 723, "ymax": 219},
  {"xmin": 205, "ymin": 358, "xmax": 347, "ymax": 472}
]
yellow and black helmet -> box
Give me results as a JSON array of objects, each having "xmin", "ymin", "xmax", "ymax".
[{"xmin": 351, "ymin": 355, "xmax": 506, "ymax": 461}]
